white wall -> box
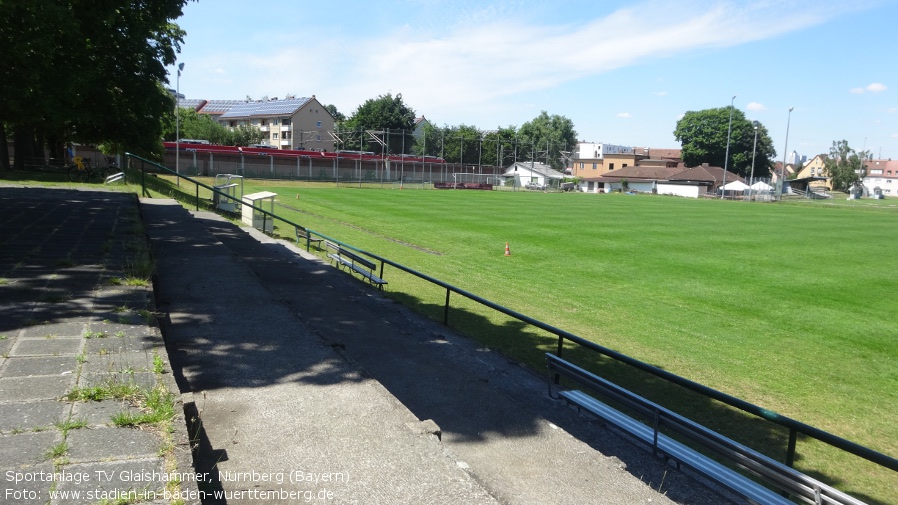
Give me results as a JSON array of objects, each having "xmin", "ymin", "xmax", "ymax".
[{"xmin": 657, "ymin": 183, "xmax": 701, "ymax": 198}]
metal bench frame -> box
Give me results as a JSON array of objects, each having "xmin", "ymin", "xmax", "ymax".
[
  {"xmin": 546, "ymin": 353, "xmax": 866, "ymax": 505},
  {"xmin": 325, "ymin": 241, "xmax": 387, "ymax": 289},
  {"xmin": 295, "ymin": 226, "xmax": 323, "ymax": 251}
]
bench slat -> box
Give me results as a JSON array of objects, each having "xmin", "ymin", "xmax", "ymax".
[
  {"xmin": 548, "ymin": 354, "xmax": 867, "ymax": 505},
  {"xmin": 324, "ymin": 241, "xmax": 387, "ymax": 287},
  {"xmin": 559, "ymin": 390, "xmax": 793, "ymax": 505}
]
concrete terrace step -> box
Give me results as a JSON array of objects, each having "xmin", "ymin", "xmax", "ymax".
[{"xmin": 141, "ymin": 197, "xmax": 732, "ymax": 505}]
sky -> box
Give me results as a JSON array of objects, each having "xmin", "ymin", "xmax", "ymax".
[{"xmin": 168, "ymin": 0, "xmax": 898, "ymax": 160}]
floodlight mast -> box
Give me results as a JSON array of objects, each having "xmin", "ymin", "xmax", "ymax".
[
  {"xmin": 176, "ymin": 62, "xmax": 185, "ymax": 187},
  {"xmin": 720, "ymin": 95, "xmax": 736, "ymax": 199},
  {"xmin": 778, "ymin": 107, "xmax": 794, "ymax": 200}
]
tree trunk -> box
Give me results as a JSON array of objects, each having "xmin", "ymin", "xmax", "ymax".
[{"xmin": 0, "ymin": 124, "xmax": 9, "ymax": 171}]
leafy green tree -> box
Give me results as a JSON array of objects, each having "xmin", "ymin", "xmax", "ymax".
[
  {"xmin": 343, "ymin": 93, "xmax": 416, "ymax": 153},
  {"xmin": 162, "ymin": 108, "xmax": 264, "ymax": 146},
  {"xmin": 324, "ymin": 104, "xmax": 345, "ymax": 123},
  {"xmin": 674, "ymin": 107, "xmax": 776, "ymax": 177},
  {"xmin": 517, "ymin": 111, "xmax": 577, "ymax": 170},
  {"xmin": 0, "ymin": 0, "xmax": 188, "ymax": 169},
  {"xmin": 823, "ymin": 140, "xmax": 867, "ymax": 192}
]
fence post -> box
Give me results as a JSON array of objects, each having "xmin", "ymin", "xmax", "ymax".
[
  {"xmin": 443, "ymin": 288, "xmax": 451, "ymax": 326},
  {"xmin": 786, "ymin": 428, "xmax": 798, "ymax": 467}
]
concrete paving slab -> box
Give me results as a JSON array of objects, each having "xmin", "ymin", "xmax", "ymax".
[
  {"xmin": 54, "ymin": 458, "xmax": 167, "ymax": 505},
  {"xmin": 19, "ymin": 323, "xmax": 85, "ymax": 339},
  {"xmin": 0, "ymin": 401, "xmax": 69, "ymax": 433},
  {"xmin": 0, "ymin": 431, "xmax": 61, "ymax": 467},
  {"xmin": 85, "ymin": 335, "xmax": 158, "ymax": 355},
  {"xmin": 0, "ymin": 462, "xmax": 55, "ymax": 505},
  {"xmin": 80, "ymin": 351, "xmax": 157, "ymax": 375},
  {"xmin": 71, "ymin": 400, "xmax": 141, "ymax": 427},
  {"xmin": 0, "ymin": 376, "xmax": 75, "ymax": 402},
  {"xmin": 66, "ymin": 427, "xmax": 161, "ymax": 462},
  {"xmin": 1, "ymin": 356, "xmax": 78, "ymax": 377},
  {"xmin": 77, "ymin": 371, "xmax": 156, "ymax": 391},
  {"xmin": 10, "ymin": 338, "xmax": 84, "ymax": 357}
]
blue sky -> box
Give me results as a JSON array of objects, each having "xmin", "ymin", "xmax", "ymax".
[{"xmin": 169, "ymin": 0, "xmax": 898, "ymax": 160}]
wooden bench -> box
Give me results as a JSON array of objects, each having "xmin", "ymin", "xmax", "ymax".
[
  {"xmin": 325, "ymin": 241, "xmax": 387, "ymax": 289},
  {"xmin": 546, "ymin": 353, "xmax": 866, "ymax": 505},
  {"xmin": 295, "ymin": 226, "xmax": 323, "ymax": 250}
]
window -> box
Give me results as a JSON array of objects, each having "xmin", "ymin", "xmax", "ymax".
[
  {"xmin": 282, "ymin": 118, "xmax": 291, "ymax": 126},
  {"xmin": 592, "ymin": 163, "xmax": 597, "ymax": 169},
  {"xmin": 316, "ymin": 121, "xmax": 322, "ymax": 128},
  {"xmin": 272, "ymin": 133, "xmax": 279, "ymax": 140},
  {"xmin": 283, "ymin": 131, "xmax": 291, "ymax": 140},
  {"xmin": 580, "ymin": 163, "xmax": 584, "ymax": 169},
  {"xmin": 622, "ymin": 164, "xmax": 628, "ymax": 168},
  {"xmin": 608, "ymin": 163, "xmax": 615, "ymax": 170}
]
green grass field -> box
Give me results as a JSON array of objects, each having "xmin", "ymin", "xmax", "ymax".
[
  {"xmin": 233, "ymin": 180, "xmax": 897, "ymax": 503},
  {"xmin": 7, "ymin": 169, "xmax": 895, "ymax": 502}
]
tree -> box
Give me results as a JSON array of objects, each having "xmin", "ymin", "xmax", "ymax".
[
  {"xmin": 517, "ymin": 111, "xmax": 577, "ymax": 170},
  {"xmin": 0, "ymin": 0, "xmax": 188, "ymax": 169},
  {"xmin": 161, "ymin": 108, "xmax": 263, "ymax": 146},
  {"xmin": 342, "ymin": 93, "xmax": 416, "ymax": 154},
  {"xmin": 324, "ymin": 104, "xmax": 345, "ymax": 123},
  {"xmin": 823, "ymin": 140, "xmax": 867, "ymax": 192},
  {"xmin": 674, "ymin": 107, "xmax": 776, "ymax": 177}
]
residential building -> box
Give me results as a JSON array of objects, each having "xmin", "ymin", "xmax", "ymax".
[
  {"xmin": 863, "ymin": 159, "xmax": 898, "ymax": 196},
  {"xmin": 570, "ymin": 142, "xmax": 639, "ymax": 178},
  {"xmin": 579, "ymin": 163, "xmax": 743, "ymax": 197},
  {"xmin": 217, "ymin": 96, "xmax": 335, "ymax": 151},
  {"xmin": 791, "ymin": 154, "xmax": 829, "ymax": 189},
  {"xmin": 502, "ymin": 162, "xmax": 565, "ymax": 188}
]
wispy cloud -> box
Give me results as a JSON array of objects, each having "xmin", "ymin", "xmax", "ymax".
[
  {"xmin": 746, "ymin": 102, "xmax": 767, "ymax": 111},
  {"xmin": 617, "ymin": 112, "xmax": 632, "ymax": 118},
  {"xmin": 192, "ymin": 1, "xmax": 879, "ymax": 121},
  {"xmin": 851, "ymin": 82, "xmax": 888, "ymax": 94}
]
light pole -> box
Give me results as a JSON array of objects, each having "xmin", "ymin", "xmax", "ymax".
[
  {"xmin": 721, "ymin": 95, "xmax": 736, "ymax": 199},
  {"xmin": 176, "ymin": 62, "xmax": 185, "ymax": 187},
  {"xmin": 778, "ymin": 106, "xmax": 794, "ymax": 200},
  {"xmin": 748, "ymin": 120, "xmax": 759, "ymax": 201}
]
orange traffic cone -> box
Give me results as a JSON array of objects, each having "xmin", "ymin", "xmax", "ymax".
[{"xmin": 504, "ymin": 242, "xmax": 511, "ymax": 256}]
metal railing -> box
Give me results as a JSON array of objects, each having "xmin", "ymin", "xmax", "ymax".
[{"xmin": 129, "ymin": 152, "xmax": 898, "ymax": 481}]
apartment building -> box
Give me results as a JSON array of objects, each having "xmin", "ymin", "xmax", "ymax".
[
  {"xmin": 570, "ymin": 142, "xmax": 639, "ymax": 177},
  {"xmin": 217, "ymin": 96, "xmax": 335, "ymax": 151}
]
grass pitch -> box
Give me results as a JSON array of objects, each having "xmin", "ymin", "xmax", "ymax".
[{"xmin": 245, "ymin": 182, "xmax": 897, "ymax": 503}]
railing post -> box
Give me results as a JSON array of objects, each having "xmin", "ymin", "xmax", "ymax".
[
  {"xmin": 443, "ymin": 288, "xmax": 451, "ymax": 326},
  {"xmin": 556, "ymin": 335, "xmax": 564, "ymax": 358},
  {"xmin": 140, "ymin": 159, "xmax": 147, "ymax": 197},
  {"xmin": 195, "ymin": 186, "xmax": 199, "ymax": 211},
  {"xmin": 786, "ymin": 428, "xmax": 798, "ymax": 467}
]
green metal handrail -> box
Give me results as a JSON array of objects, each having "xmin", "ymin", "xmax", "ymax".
[{"xmin": 128, "ymin": 152, "xmax": 898, "ymax": 477}]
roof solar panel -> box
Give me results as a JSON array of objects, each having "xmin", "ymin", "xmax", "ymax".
[{"xmin": 219, "ymin": 97, "xmax": 312, "ymax": 118}]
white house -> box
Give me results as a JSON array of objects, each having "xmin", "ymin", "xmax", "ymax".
[
  {"xmin": 502, "ymin": 162, "xmax": 565, "ymax": 188},
  {"xmin": 862, "ymin": 159, "xmax": 898, "ymax": 196}
]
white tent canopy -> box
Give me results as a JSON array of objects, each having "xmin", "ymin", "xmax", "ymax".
[
  {"xmin": 720, "ymin": 180, "xmax": 750, "ymax": 190},
  {"xmin": 750, "ymin": 181, "xmax": 773, "ymax": 191}
]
